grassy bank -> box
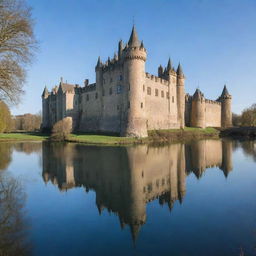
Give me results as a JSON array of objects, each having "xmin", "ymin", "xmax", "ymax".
[
  {"xmin": 0, "ymin": 133, "xmax": 48, "ymax": 141},
  {"xmin": 67, "ymin": 127, "xmax": 220, "ymax": 145},
  {"xmin": 0, "ymin": 127, "xmax": 220, "ymax": 145}
]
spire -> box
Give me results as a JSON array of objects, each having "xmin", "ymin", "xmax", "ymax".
[
  {"xmin": 42, "ymin": 86, "xmax": 49, "ymax": 97},
  {"xmin": 221, "ymin": 85, "xmax": 230, "ymax": 98},
  {"xmin": 177, "ymin": 63, "xmax": 184, "ymax": 76},
  {"xmin": 96, "ymin": 56, "xmax": 101, "ymax": 68},
  {"xmin": 167, "ymin": 58, "xmax": 172, "ymax": 71},
  {"xmin": 128, "ymin": 25, "xmax": 140, "ymax": 47},
  {"xmin": 140, "ymin": 40, "xmax": 144, "ymax": 49},
  {"xmin": 118, "ymin": 40, "xmax": 123, "ymax": 58}
]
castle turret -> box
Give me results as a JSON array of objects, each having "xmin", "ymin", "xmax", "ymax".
[
  {"xmin": 220, "ymin": 85, "xmax": 232, "ymax": 128},
  {"xmin": 121, "ymin": 25, "xmax": 147, "ymax": 137},
  {"xmin": 158, "ymin": 65, "xmax": 163, "ymax": 77},
  {"xmin": 41, "ymin": 86, "xmax": 49, "ymax": 129},
  {"xmin": 95, "ymin": 56, "xmax": 104, "ymax": 129},
  {"xmin": 191, "ymin": 89, "xmax": 205, "ymax": 128},
  {"xmin": 176, "ymin": 63, "xmax": 185, "ymax": 128},
  {"xmin": 118, "ymin": 40, "xmax": 123, "ymax": 60}
]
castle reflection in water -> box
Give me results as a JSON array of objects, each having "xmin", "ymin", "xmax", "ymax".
[{"xmin": 42, "ymin": 139, "xmax": 234, "ymax": 241}]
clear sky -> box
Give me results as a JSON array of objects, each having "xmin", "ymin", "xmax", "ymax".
[{"xmin": 11, "ymin": 0, "xmax": 256, "ymax": 115}]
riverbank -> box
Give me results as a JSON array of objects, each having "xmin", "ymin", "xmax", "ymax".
[
  {"xmin": 220, "ymin": 127, "xmax": 256, "ymax": 138},
  {"xmin": 0, "ymin": 133, "xmax": 48, "ymax": 141},
  {"xmin": 0, "ymin": 128, "xmax": 220, "ymax": 145},
  {"xmin": 63, "ymin": 127, "xmax": 220, "ymax": 145}
]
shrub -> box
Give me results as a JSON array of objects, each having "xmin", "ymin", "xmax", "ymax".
[{"xmin": 51, "ymin": 117, "xmax": 72, "ymax": 141}]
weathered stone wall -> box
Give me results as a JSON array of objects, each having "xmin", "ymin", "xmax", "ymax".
[
  {"xmin": 144, "ymin": 74, "xmax": 179, "ymax": 130},
  {"xmin": 205, "ymin": 100, "xmax": 221, "ymax": 127}
]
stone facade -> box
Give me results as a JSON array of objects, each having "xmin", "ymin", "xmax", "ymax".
[{"xmin": 41, "ymin": 26, "xmax": 232, "ymax": 137}]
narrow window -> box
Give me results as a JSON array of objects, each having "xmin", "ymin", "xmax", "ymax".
[
  {"xmin": 86, "ymin": 94, "xmax": 89, "ymax": 101},
  {"xmin": 109, "ymin": 87, "xmax": 112, "ymax": 95},
  {"xmin": 119, "ymin": 75, "xmax": 123, "ymax": 81},
  {"xmin": 117, "ymin": 105, "xmax": 119, "ymax": 110},
  {"xmin": 161, "ymin": 91, "xmax": 164, "ymax": 98},
  {"xmin": 128, "ymin": 101, "xmax": 130, "ymax": 109},
  {"xmin": 155, "ymin": 89, "xmax": 158, "ymax": 96},
  {"xmin": 141, "ymin": 102, "xmax": 143, "ymax": 108},
  {"xmin": 143, "ymin": 84, "xmax": 145, "ymax": 92},
  {"xmin": 95, "ymin": 92, "xmax": 98, "ymax": 99},
  {"xmin": 147, "ymin": 87, "xmax": 151, "ymax": 95},
  {"xmin": 116, "ymin": 85, "xmax": 122, "ymax": 94},
  {"xmin": 172, "ymin": 96, "xmax": 175, "ymax": 103},
  {"xmin": 166, "ymin": 92, "xmax": 169, "ymax": 99},
  {"xmin": 102, "ymin": 89, "xmax": 105, "ymax": 96},
  {"xmin": 110, "ymin": 77, "xmax": 113, "ymax": 83}
]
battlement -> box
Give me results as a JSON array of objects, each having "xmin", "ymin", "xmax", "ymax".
[
  {"xmin": 145, "ymin": 72, "xmax": 169, "ymax": 86},
  {"xmin": 205, "ymin": 99, "xmax": 221, "ymax": 105}
]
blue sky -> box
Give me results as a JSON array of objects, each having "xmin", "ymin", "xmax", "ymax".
[{"xmin": 12, "ymin": 0, "xmax": 256, "ymax": 115}]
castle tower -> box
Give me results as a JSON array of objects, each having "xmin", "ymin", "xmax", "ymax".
[
  {"xmin": 121, "ymin": 25, "xmax": 147, "ymax": 137},
  {"xmin": 176, "ymin": 63, "xmax": 185, "ymax": 128},
  {"xmin": 191, "ymin": 89, "xmax": 206, "ymax": 128},
  {"xmin": 41, "ymin": 86, "xmax": 49, "ymax": 129},
  {"xmin": 95, "ymin": 56, "xmax": 104, "ymax": 129},
  {"xmin": 220, "ymin": 85, "xmax": 232, "ymax": 128}
]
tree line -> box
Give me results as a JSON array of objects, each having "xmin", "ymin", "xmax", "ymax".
[
  {"xmin": 233, "ymin": 103, "xmax": 256, "ymax": 127},
  {"xmin": 0, "ymin": 100, "xmax": 41, "ymax": 132}
]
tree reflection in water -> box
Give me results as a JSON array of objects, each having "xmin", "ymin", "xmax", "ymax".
[{"xmin": 0, "ymin": 173, "xmax": 31, "ymax": 256}]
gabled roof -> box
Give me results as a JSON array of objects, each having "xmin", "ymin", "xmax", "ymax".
[{"xmin": 59, "ymin": 83, "xmax": 75, "ymax": 93}]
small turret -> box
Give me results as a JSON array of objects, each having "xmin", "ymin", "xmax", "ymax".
[
  {"xmin": 167, "ymin": 58, "xmax": 172, "ymax": 71},
  {"xmin": 176, "ymin": 63, "xmax": 184, "ymax": 77},
  {"xmin": 219, "ymin": 85, "xmax": 232, "ymax": 128},
  {"xmin": 95, "ymin": 56, "xmax": 102, "ymax": 70},
  {"xmin": 118, "ymin": 40, "xmax": 123, "ymax": 59},
  {"xmin": 41, "ymin": 86, "xmax": 49, "ymax": 99},
  {"xmin": 191, "ymin": 89, "xmax": 205, "ymax": 128},
  {"xmin": 158, "ymin": 65, "xmax": 163, "ymax": 77}
]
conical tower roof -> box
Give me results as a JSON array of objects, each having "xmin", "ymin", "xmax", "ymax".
[
  {"xmin": 177, "ymin": 63, "xmax": 184, "ymax": 76},
  {"xmin": 128, "ymin": 25, "xmax": 141, "ymax": 47},
  {"xmin": 193, "ymin": 88, "xmax": 204, "ymax": 101},
  {"xmin": 42, "ymin": 86, "xmax": 49, "ymax": 97},
  {"xmin": 167, "ymin": 58, "xmax": 172, "ymax": 71},
  {"xmin": 221, "ymin": 85, "xmax": 230, "ymax": 98}
]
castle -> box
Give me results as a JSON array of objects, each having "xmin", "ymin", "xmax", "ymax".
[{"xmin": 41, "ymin": 25, "xmax": 232, "ymax": 137}]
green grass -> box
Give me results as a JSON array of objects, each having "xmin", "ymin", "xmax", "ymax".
[
  {"xmin": 0, "ymin": 133, "xmax": 48, "ymax": 141},
  {"xmin": 0, "ymin": 127, "xmax": 219, "ymax": 144},
  {"xmin": 67, "ymin": 134, "xmax": 143, "ymax": 145}
]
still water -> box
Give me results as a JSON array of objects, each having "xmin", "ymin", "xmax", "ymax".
[{"xmin": 0, "ymin": 139, "xmax": 256, "ymax": 256}]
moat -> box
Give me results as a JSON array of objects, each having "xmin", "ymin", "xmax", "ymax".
[{"xmin": 0, "ymin": 139, "xmax": 255, "ymax": 256}]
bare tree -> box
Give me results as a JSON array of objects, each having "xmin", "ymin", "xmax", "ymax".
[{"xmin": 0, "ymin": 0, "xmax": 37, "ymax": 104}]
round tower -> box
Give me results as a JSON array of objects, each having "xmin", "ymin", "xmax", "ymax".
[
  {"xmin": 191, "ymin": 89, "xmax": 205, "ymax": 128},
  {"xmin": 121, "ymin": 25, "xmax": 147, "ymax": 137},
  {"xmin": 41, "ymin": 86, "xmax": 49, "ymax": 129},
  {"xmin": 220, "ymin": 85, "xmax": 232, "ymax": 128},
  {"xmin": 176, "ymin": 63, "xmax": 185, "ymax": 128}
]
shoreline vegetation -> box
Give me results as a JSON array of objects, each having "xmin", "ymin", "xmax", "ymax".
[{"xmin": 0, "ymin": 127, "xmax": 255, "ymax": 145}]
